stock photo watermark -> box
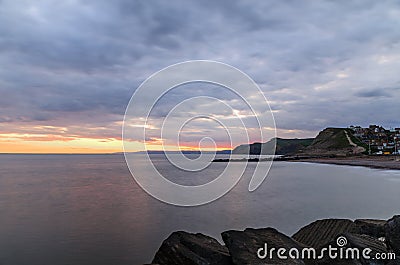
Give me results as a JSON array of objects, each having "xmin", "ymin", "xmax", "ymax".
[
  {"xmin": 122, "ymin": 60, "xmax": 276, "ymax": 206},
  {"xmin": 257, "ymin": 235, "xmax": 396, "ymax": 262}
]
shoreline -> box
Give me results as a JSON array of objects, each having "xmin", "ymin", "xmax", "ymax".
[
  {"xmin": 288, "ymin": 156, "xmax": 400, "ymax": 170},
  {"xmin": 213, "ymin": 155, "xmax": 400, "ymax": 170}
]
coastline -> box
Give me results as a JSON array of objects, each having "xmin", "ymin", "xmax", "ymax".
[
  {"xmin": 213, "ymin": 155, "xmax": 400, "ymax": 170},
  {"xmin": 288, "ymin": 156, "xmax": 400, "ymax": 170}
]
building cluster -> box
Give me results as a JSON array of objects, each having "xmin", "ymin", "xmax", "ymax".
[{"xmin": 349, "ymin": 125, "xmax": 400, "ymax": 155}]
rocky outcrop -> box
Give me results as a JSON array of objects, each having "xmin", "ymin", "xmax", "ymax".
[
  {"xmin": 151, "ymin": 216, "xmax": 399, "ymax": 265},
  {"xmin": 313, "ymin": 233, "xmax": 388, "ymax": 265},
  {"xmin": 386, "ymin": 256, "xmax": 400, "ymax": 265},
  {"xmin": 344, "ymin": 233, "xmax": 387, "ymax": 256},
  {"xmin": 355, "ymin": 219, "xmax": 386, "ymax": 238},
  {"xmin": 221, "ymin": 228, "xmax": 305, "ymax": 265},
  {"xmin": 292, "ymin": 219, "xmax": 360, "ymax": 248},
  {"xmin": 385, "ymin": 215, "xmax": 400, "ymax": 256},
  {"xmin": 151, "ymin": 231, "xmax": 233, "ymax": 265}
]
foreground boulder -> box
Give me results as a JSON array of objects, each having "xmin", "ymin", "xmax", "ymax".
[
  {"xmin": 152, "ymin": 231, "xmax": 233, "ymax": 265},
  {"xmin": 385, "ymin": 215, "xmax": 400, "ymax": 256},
  {"xmin": 222, "ymin": 227, "xmax": 305, "ymax": 265},
  {"xmin": 311, "ymin": 233, "xmax": 388, "ymax": 265},
  {"xmin": 341, "ymin": 233, "xmax": 386, "ymax": 265},
  {"xmin": 386, "ymin": 256, "xmax": 400, "ymax": 265},
  {"xmin": 292, "ymin": 219, "xmax": 360, "ymax": 249},
  {"xmin": 151, "ymin": 215, "xmax": 399, "ymax": 265},
  {"xmin": 354, "ymin": 219, "xmax": 387, "ymax": 238}
]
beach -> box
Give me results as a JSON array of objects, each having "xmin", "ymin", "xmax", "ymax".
[{"xmin": 291, "ymin": 156, "xmax": 400, "ymax": 170}]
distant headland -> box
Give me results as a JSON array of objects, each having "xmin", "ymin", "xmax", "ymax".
[
  {"xmin": 232, "ymin": 125, "xmax": 400, "ymax": 157},
  {"xmin": 217, "ymin": 125, "xmax": 400, "ymax": 170}
]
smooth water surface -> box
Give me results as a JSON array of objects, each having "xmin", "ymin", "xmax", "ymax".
[{"xmin": 0, "ymin": 154, "xmax": 399, "ymax": 264}]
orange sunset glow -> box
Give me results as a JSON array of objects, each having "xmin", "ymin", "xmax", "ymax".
[
  {"xmin": 0, "ymin": 134, "xmax": 121, "ymax": 153},
  {"xmin": 0, "ymin": 132, "xmax": 234, "ymax": 154}
]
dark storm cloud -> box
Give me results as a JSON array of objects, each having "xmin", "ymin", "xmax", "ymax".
[
  {"xmin": 0, "ymin": 0, "xmax": 400, "ymax": 142},
  {"xmin": 355, "ymin": 89, "xmax": 391, "ymax": 98}
]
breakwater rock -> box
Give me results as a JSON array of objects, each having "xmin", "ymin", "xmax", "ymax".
[{"xmin": 148, "ymin": 216, "xmax": 400, "ymax": 265}]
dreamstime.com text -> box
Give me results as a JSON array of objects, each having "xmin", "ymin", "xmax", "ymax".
[{"xmin": 257, "ymin": 236, "xmax": 396, "ymax": 262}]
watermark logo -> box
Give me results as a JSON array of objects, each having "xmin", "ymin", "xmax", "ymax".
[
  {"xmin": 257, "ymin": 235, "xmax": 396, "ymax": 262},
  {"xmin": 122, "ymin": 60, "xmax": 276, "ymax": 206},
  {"xmin": 336, "ymin": 236, "xmax": 347, "ymax": 247}
]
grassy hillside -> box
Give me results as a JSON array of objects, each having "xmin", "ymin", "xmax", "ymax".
[
  {"xmin": 275, "ymin": 138, "xmax": 314, "ymax": 154},
  {"xmin": 308, "ymin": 128, "xmax": 349, "ymax": 150},
  {"xmin": 345, "ymin": 129, "xmax": 368, "ymax": 149},
  {"xmin": 303, "ymin": 128, "xmax": 366, "ymax": 155},
  {"xmin": 232, "ymin": 128, "xmax": 366, "ymax": 156},
  {"xmin": 232, "ymin": 138, "xmax": 314, "ymax": 155}
]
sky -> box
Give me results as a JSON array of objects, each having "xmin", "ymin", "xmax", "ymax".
[{"xmin": 0, "ymin": 0, "xmax": 400, "ymax": 153}]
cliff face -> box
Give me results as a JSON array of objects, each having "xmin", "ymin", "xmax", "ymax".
[
  {"xmin": 232, "ymin": 138, "xmax": 314, "ymax": 155},
  {"xmin": 231, "ymin": 128, "xmax": 366, "ymax": 156}
]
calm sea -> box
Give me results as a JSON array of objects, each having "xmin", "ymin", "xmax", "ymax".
[{"xmin": 0, "ymin": 154, "xmax": 399, "ymax": 265}]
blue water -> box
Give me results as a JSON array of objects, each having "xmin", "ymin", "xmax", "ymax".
[{"xmin": 0, "ymin": 154, "xmax": 399, "ymax": 265}]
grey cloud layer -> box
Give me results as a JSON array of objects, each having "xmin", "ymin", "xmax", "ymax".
[{"xmin": 0, "ymin": 0, "xmax": 399, "ymax": 141}]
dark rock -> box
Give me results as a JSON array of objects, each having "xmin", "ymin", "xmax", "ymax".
[
  {"xmin": 314, "ymin": 259, "xmax": 363, "ymax": 265},
  {"xmin": 152, "ymin": 231, "xmax": 233, "ymax": 265},
  {"xmin": 355, "ymin": 219, "xmax": 386, "ymax": 238},
  {"xmin": 315, "ymin": 233, "xmax": 387, "ymax": 265},
  {"xmin": 341, "ymin": 233, "xmax": 387, "ymax": 265},
  {"xmin": 222, "ymin": 227, "xmax": 305, "ymax": 265},
  {"xmin": 386, "ymin": 256, "xmax": 400, "ymax": 265},
  {"xmin": 292, "ymin": 219, "xmax": 360, "ymax": 249},
  {"xmin": 385, "ymin": 215, "xmax": 400, "ymax": 256}
]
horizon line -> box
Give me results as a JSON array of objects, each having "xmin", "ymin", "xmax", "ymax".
[{"xmin": 0, "ymin": 149, "xmax": 234, "ymax": 155}]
